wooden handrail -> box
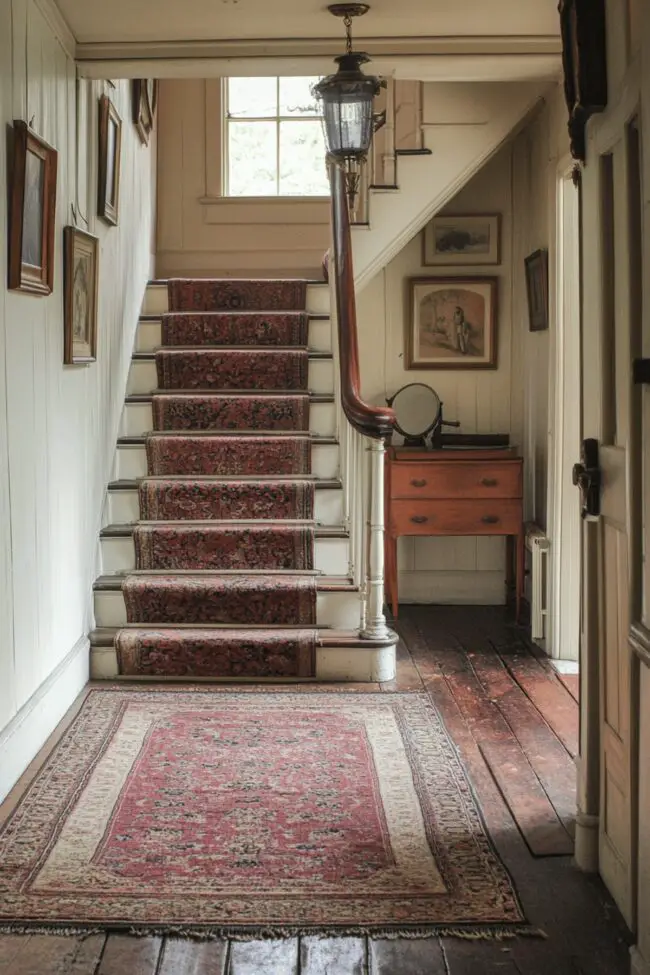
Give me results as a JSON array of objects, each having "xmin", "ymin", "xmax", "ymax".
[{"xmin": 329, "ymin": 162, "xmax": 395, "ymax": 440}]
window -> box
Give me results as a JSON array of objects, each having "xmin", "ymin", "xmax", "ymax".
[{"xmin": 225, "ymin": 77, "xmax": 329, "ymax": 197}]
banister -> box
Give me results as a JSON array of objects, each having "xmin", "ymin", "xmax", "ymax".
[{"xmin": 329, "ymin": 161, "xmax": 395, "ymax": 441}]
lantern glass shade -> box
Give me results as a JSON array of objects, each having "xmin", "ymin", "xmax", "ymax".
[{"xmin": 313, "ymin": 53, "xmax": 381, "ymax": 162}]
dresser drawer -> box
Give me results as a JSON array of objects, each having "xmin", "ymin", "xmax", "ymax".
[
  {"xmin": 389, "ymin": 499, "xmax": 522, "ymax": 536},
  {"xmin": 391, "ymin": 462, "xmax": 522, "ymax": 500}
]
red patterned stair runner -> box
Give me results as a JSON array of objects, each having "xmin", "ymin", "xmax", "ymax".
[
  {"xmin": 115, "ymin": 278, "xmax": 319, "ymax": 679},
  {"xmin": 151, "ymin": 393, "xmax": 310, "ymax": 431}
]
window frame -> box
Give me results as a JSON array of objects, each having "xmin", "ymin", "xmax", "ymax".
[{"xmin": 223, "ymin": 76, "xmax": 329, "ymax": 199}]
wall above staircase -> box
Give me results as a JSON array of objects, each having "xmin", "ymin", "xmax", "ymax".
[{"xmin": 0, "ymin": 0, "xmax": 156, "ymax": 800}]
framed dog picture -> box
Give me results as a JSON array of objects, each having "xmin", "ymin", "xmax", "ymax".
[
  {"xmin": 8, "ymin": 121, "xmax": 58, "ymax": 295},
  {"xmin": 423, "ymin": 214, "xmax": 500, "ymax": 266},
  {"xmin": 407, "ymin": 277, "xmax": 498, "ymax": 370},
  {"xmin": 524, "ymin": 249, "xmax": 549, "ymax": 332},
  {"xmin": 63, "ymin": 227, "xmax": 99, "ymax": 364},
  {"xmin": 98, "ymin": 95, "xmax": 122, "ymax": 225}
]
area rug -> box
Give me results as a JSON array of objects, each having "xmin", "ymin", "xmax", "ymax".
[
  {"xmin": 155, "ymin": 349, "xmax": 309, "ymax": 391},
  {"xmin": 168, "ymin": 278, "xmax": 307, "ymax": 312},
  {"xmin": 0, "ymin": 689, "xmax": 535, "ymax": 938},
  {"xmin": 151, "ymin": 393, "xmax": 310, "ymax": 431},
  {"xmin": 115, "ymin": 628, "xmax": 317, "ymax": 677},
  {"xmin": 138, "ymin": 478, "xmax": 315, "ymax": 521},
  {"xmin": 133, "ymin": 523, "xmax": 314, "ymax": 571},
  {"xmin": 122, "ymin": 573, "xmax": 317, "ymax": 625},
  {"xmin": 146, "ymin": 435, "xmax": 311, "ymax": 476},
  {"xmin": 161, "ymin": 312, "xmax": 309, "ymax": 347}
]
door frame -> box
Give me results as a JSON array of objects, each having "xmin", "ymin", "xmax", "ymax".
[{"xmin": 547, "ymin": 156, "xmax": 583, "ymax": 664}]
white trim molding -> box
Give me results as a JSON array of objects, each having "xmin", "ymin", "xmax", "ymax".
[
  {"xmin": 631, "ymin": 947, "xmax": 650, "ymax": 975},
  {"xmin": 33, "ymin": 0, "xmax": 76, "ymax": 58},
  {"xmin": 0, "ymin": 637, "xmax": 89, "ymax": 803}
]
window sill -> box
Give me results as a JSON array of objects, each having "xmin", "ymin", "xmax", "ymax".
[{"xmin": 198, "ymin": 195, "xmax": 330, "ymax": 206}]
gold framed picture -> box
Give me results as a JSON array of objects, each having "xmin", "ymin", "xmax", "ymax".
[
  {"xmin": 407, "ymin": 277, "xmax": 498, "ymax": 370},
  {"xmin": 63, "ymin": 227, "xmax": 99, "ymax": 364}
]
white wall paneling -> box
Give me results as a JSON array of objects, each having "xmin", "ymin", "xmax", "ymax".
[{"xmin": 0, "ymin": 0, "xmax": 155, "ymax": 799}]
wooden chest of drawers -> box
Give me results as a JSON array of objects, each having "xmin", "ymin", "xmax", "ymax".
[{"xmin": 385, "ymin": 447, "xmax": 524, "ymax": 619}]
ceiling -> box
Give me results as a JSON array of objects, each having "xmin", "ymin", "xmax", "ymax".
[{"xmin": 56, "ymin": 0, "xmax": 560, "ymax": 47}]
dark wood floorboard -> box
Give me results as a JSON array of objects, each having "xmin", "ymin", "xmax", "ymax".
[
  {"xmin": 158, "ymin": 937, "xmax": 228, "ymax": 974},
  {"xmin": 300, "ymin": 936, "xmax": 366, "ymax": 973},
  {"xmin": 228, "ymin": 939, "xmax": 298, "ymax": 974},
  {"xmin": 369, "ymin": 937, "xmax": 447, "ymax": 973},
  {"xmin": 2, "ymin": 607, "xmax": 632, "ymax": 974}
]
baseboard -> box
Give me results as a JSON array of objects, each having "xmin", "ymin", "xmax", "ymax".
[
  {"xmin": 0, "ymin": 636, "xmax": 89, "ymax": 803},
  {"xmin": 397, "ymin": 570, "xmax": 506, "ymax": 605},
  {"xmin": 631, "ymin": 947, "xmax": 650, "ymax": 975}
]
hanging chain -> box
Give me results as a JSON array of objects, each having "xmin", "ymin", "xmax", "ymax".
[{"xmin": 344, "ymin": 13, "xmax": 353, "ymax": 53}]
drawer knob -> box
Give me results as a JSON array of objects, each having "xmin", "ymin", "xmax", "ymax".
[
  {"xmin": 411, "ymin": 515, "xmax": 428, "ymax": 524},
  {"xmin": 410, "ymin": 478, "xmax": 427, "ymax": 488},
  {"xmin": 481, "ymin": 478, "xmax": 498, "ymax": 487},
  {"xmin": 481, "ymin": 514, "xmax": 500, "ymax": 524}
]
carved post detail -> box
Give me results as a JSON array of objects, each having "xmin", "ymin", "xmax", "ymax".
[{"xmin": 361, "ymin": 438, "xmax": 390, "ymax": 641}]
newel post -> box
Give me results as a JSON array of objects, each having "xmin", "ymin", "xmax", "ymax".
[{"xmin": 361, "ymin": 437, "xmax": 391, "ymax": 641}]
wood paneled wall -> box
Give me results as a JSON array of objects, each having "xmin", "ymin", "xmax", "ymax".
[{"xmin": 0, "ymin": 0, "xmax": 155, "ymax": 794}]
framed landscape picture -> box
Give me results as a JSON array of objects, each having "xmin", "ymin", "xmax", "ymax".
[
  {"xmin": 8, "ymin": 121, "xmax": 58, "ymax": 295},
  {"xmin": 407, "ymin": 277, "xmax": 498, "ymax": 370},
  {"xmin": 524, "ymin": 249, "xmax": 549, "ymax": 332},
  {"xmin": 423, "ymin": 214, "xmax": 500, "ymax": 266},
  {"xmin": 63, "ymin": 227, "xmax": 99, "ymax": 364},
  {"xmin": 98, "ymin": 95, "xmax": 122, "ymax": 226}
]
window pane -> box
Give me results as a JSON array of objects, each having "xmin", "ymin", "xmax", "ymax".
[
  {"xmin": 279, "ymin": 120, "xmax": 329, "ymax": 196},
  {"xmin": 279, "ymin": 77, "xmax": 322, "ymax": 117},
  {"xmin": 228, "ymin": 121, "xmax": 277, "ymax": 196},
  {"xmin": 227, "ymin": 78, "xmax": 277, "ymax": 118}
]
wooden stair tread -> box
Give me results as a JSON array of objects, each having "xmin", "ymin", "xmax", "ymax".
[{"xmin": 94, "ymin": 572, "xmax": 356, "ymax": 590}]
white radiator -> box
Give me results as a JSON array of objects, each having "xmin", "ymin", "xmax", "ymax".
[{"xmin": 525, "ymin": 522, "xmax": 549, "ymax": 642}]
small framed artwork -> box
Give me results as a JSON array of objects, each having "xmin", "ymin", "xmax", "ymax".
[
  {"xmin": 8, "ymin": 120, "xmax": 58, "ymax": 295},
  {"xmin": 407, "ymin": 277, "xmax": 498, "ymax": 370},
  {"xmin": 98, "ymin": 95, "xmax": 122, "ymax": 225},
  {"xmin": 63, "ymin": 227, "xmax": 99, "ymax": 364},
  {"xmin": 524, "ymin": 249, "xmax": 549, "ymax": 332},
  {"xmin": 132, "ymin": 79, "xmax": 158, "ymax": 146},
  {"xmin": 423, "ymin": 214, "xmax": 500, "ymax": 266}
]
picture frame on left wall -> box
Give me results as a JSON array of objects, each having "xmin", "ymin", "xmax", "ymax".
[
  {"xmin": 98, "ymin": 94, "xmax": 122, "ymax": 226},
  {"xmin": 8, "ymin": 121, "xmax": 58, "ymax": 295},
  {"xmin": 63, "ymin": 227, "xmax": 99, "ymax": 364}
]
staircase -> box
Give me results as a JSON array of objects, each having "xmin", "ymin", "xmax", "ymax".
[{"xmin": 90, "ymin": 277, "xmax": 396, "ymax": 682}]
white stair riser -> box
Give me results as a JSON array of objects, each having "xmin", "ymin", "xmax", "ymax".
[
  {"xmin": 101, "ymin": 535, "xmax": 350, "ymax": 576},
  {"xmin": 90, "ymin": 642, "xmax": 395, "ymax": 682},
  {"xmin": 105, "ymin": 486, "xmax": 344, "ymax": 526},
  {"xmin": 136, "ymin": 317, "xmax": 332, "ymax": 353},
  {"xmin": 127, "ymin": 359, "xmax": 334, "ymax": 396},
  {"xmin": 93, "ymin": 588, "xmax": 360, "ymax": 629},
  {"xmin": 142, "ymin": 283, "xmax": 329, "ymax": 317},
  {"xmin": 114, "ymin": 443, "xmax": 340, "ymax": 480},
  {"xmin": 119, "ymin": 400, "xmax": 336, "ymax": 438}
]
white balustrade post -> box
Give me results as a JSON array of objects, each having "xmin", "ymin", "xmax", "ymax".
[{"xmin": 360, "ymin": 438, "xmax": 391, "ymax": 640}]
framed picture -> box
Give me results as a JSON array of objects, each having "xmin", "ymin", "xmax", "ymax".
[
  {"xmin": 559, "ymin": 0, "xmax": 607, "ymax": 161},
  {"xmin": 8, "ymin": 121, "xmax": 58, "ymax": 295},
  {"xmin": 63, "ymin": 227, "xmax": 99, "ymax": 364},
  {"xmin": 407, "ymin": 277, "xmax": 498, "ymax": 370},
  {"xmin": 132, "ymin": 79, "xmax": 158, "ymax": 146},
  {"xmin": 422, "ymin": 214, "xmax": 500, "ymax": 266},
  {"xmin": 524, "ymin": 249, "xmax": 549, "ymax": 332},
  {"xmin": 98, "ymin": 95, "xmax": 122, "ymax": 226}
]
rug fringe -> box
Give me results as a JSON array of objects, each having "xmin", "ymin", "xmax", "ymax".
[{"xmin": 0, "ymin": 922, "xmax": 547, "ymax": 942}]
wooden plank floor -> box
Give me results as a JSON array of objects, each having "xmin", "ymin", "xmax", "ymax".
[{"xmin": 0, "ymin": 606, "xmax": 631, "ymax": 974}]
